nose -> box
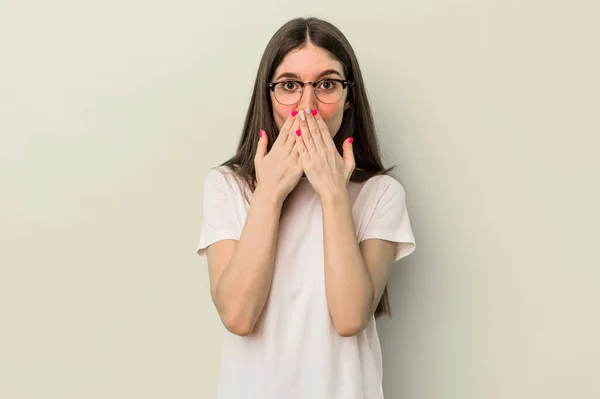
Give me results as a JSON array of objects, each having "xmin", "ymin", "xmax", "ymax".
[{"xmin": 297, "ymin": 84, "xmax": 318, "ymax": 110}]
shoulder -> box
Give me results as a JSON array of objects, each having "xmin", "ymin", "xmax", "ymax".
[
  {"xmin": 350, "ymin": 173, "xmax": 408, "ymax": 217},
  {"xmin": 204, "ymin": 166, "xmax": 244, "ymax": 188},
  {"xmin": 205, "ymin": 165, "xmax": 234, "ymax": 184},
  {"xmin": 361, "ymin": 173, "xmax": 407, "ymax": 200},
  {"xmin": 203, "ymin": 166, "xmax": 251, "ymax": 202}
]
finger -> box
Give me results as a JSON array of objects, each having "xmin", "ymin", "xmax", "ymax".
[
  {"xmin": 298, "ymin": 109, "xmax": 318, "ymax": 156},
  {"xmin": 272, "ymin": 111, "xmax": 297, "ymax": 148},
  {"xmin": 289, "ymin": 138, "xmax": 300, "ymax": 161},
  {"xmin": 290, "ymin": 141, "xmax": 303, "ymax": 172},
  {"xmin": 343, "ymin": 137, "xmax": 356, "ymax": 172},
  {"xmin": 301, "ymin": 107, "xmax": 326, "ymax": 155},
  {"xmin": 295, "ymin": 127, "xmax": 309, "ymax": 159},
  {"xmin": 297, "ymin": 135, "xmax": 311, "ymax": 167},
  {"xmin": 254, "ymin": 129, "xmax": 268, "ymax": 163},
  {"xmin": 282, "ymin": 118, "xmax": 300, "ymax": 156},
  {"xmin": 312, "ymin": 108, "xmax": 336, "ymax": 152}
]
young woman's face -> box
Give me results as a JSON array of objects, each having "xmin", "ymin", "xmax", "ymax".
[{"xmin": 270, "ymin": 44, "xmax": 349, "ymax": 137}]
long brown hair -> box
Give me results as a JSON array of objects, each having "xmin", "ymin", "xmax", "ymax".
[{"xmin": 221, "ymin": 17, "xmax": 396, "ymax": 317}]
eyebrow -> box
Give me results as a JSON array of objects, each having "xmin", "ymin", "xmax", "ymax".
[{"xmin": 273, "ymin": 69, "xmax": 344, "ymax": 81}]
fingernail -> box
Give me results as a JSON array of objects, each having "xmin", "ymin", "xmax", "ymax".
[
  {"xmin": 260, "ymin": 130, "xmax": 264, "ymax": 137},
  {"xmin": 296, "ymin": 129, "xmax": 301, "ymax": 136},
  {"xmin": 291, "ymin": 110, "xmax": 298, "ymax": 116},
  {"xmin": 299, "ymin": 110, "xmax": 305, "ymax": 121},
  {"xmin": 311, "ymin": 108, "xmax": 318, "ymax": 115},
  {"xmin": 348, "ymin": 137, "xmax": 353, "ymax": 144},
  {"xmin": 304, "ymin": 107, "xmax": 311, "ymax": 114}
]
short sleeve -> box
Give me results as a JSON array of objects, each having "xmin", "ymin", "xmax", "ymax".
[
  {"xmin": 196, "ymin": 168, "xmax": 243, "ymax": 257},
  {"xmin": 360, "ymin": 176, "xmax": 416, "ymax": 262}
]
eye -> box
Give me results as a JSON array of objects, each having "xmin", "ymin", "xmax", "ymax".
[
  {"xmin": 318, "ymin": 80, "xmax": 338, "ymax": 91},
  {"xmin": 282, "ymin": 81, "xmax": 299, "ymax": 91}
]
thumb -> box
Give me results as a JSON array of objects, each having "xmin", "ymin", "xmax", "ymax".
[
  {"xmin": 255, "ymin": 130, "xmax": 268, "ymax": 163},
  {"xmin": 343, "ymin": 137, "xmax": 355, "ymax": 171}
]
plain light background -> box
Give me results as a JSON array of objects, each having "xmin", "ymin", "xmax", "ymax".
[{"xmin": 1, "ymin": 0, "xmax": 599, "ymax": 398}]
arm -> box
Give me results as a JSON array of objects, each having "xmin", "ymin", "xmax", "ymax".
[
  {"xmin": 207, "ymin": 188, "xmax": 284, "ymax": 336},
  {"xmin": 321, "ymin": 191, "xmax": 396, "ymax": 337},
  {"xmin": 206, "ymin": 113, "xmax": 302, "ymax": 336},
  {"xmin": 293, "ymin": 107, "xmax": 412, "ymax": 336}
]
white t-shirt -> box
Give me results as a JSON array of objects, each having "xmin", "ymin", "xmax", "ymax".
[{"xmin": 197, "ymin": 166, "xmax": 416, "ymax": 399}]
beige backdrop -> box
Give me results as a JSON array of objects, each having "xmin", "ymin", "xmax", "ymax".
[{"xmin": 1, "ymin": 0, "xmax": 599, "ymax": 398}]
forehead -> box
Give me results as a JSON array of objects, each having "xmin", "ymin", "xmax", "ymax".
[{"xmin": 274, "ymin": 44, "xmax": 345, "ymax": 79}]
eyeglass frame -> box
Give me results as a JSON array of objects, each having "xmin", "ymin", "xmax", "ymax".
[{"xmin": 266, "ymin": 78, "xmax": 355, "ymax": 105}]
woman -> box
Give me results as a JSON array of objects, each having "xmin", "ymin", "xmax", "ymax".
[{"xmin": 197, "ymin": 17, "xmax": 416, "ymax": 399}]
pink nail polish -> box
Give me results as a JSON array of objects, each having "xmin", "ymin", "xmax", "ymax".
[
  {"xmin": 348, "ymin": 137, "xmax": 353, "ymax": 144},
  {"xmin": 291, "ymin": 110, "xmax": 298, "ymax": 116},
  {"xmin": 311, "ymin": 108, "xmax": 318, "ymax": 116},
  {"xmin": 260, "ymin": 130, "xmax": 264, "ymax": 137},
  {"xmin": 296, "ymin": 129, "xmax": 301, "ymax": 136}
]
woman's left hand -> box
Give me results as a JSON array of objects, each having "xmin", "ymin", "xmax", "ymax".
[{"xmin": 295, "ymin": 107, "xmax": 355, "ymax": 202}]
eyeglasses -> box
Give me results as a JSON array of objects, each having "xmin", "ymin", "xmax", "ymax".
[{"xmin": 267, "ymin": 79, "xmax": 354, "ymax": 105}]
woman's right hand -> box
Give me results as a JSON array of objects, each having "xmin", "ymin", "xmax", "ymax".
[{"xmin": 254, "ymin": 114, "xmax": 302, "ymax": 203}]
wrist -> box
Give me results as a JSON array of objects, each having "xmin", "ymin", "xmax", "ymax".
[
  {"xmin": 254, "ymin": 184, "xmax": 286, "ymax": 208},
  {"xmin": 319, "ymin": 187, "xmax": 350, "ymax": 208}
]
